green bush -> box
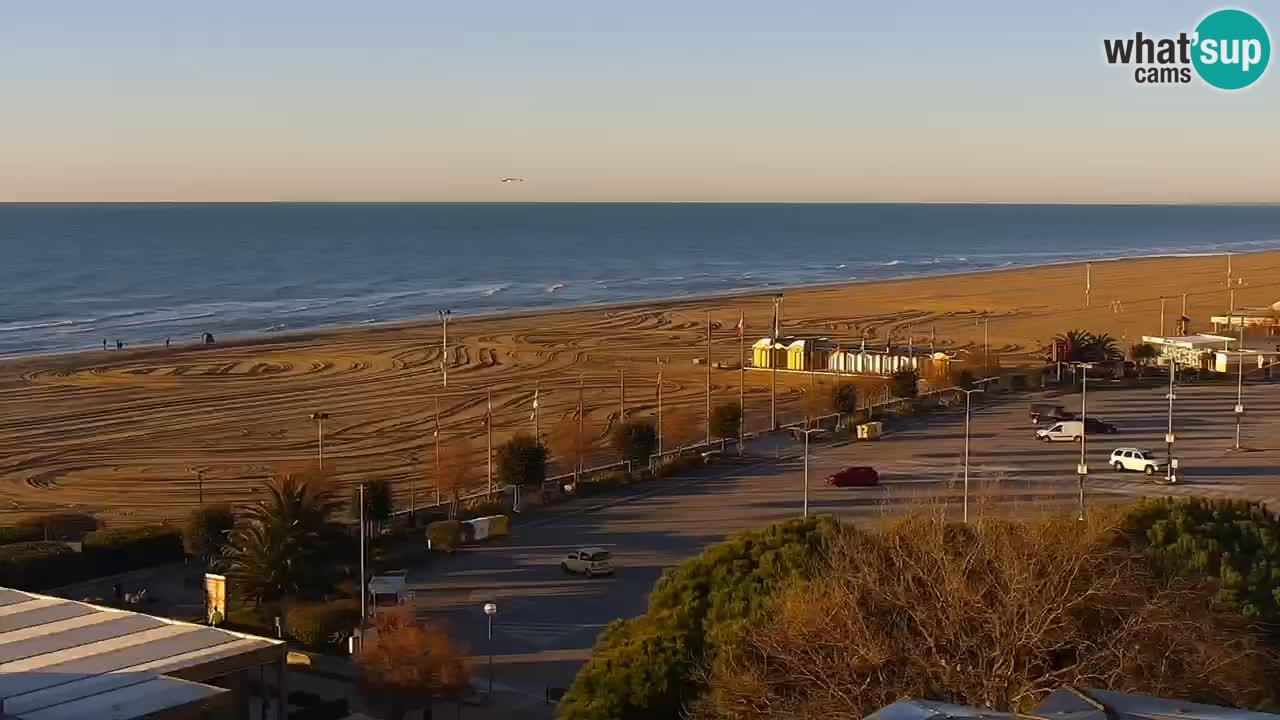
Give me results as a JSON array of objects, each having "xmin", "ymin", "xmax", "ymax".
[
  {"xmin": 223, "ymin": 605, "xmax": 276, "ymax": 636},
  {"xmin": 17, "ymin": 512, "xmax": 99, "ymax": 540},
  {"xmin": 558, "ymin": 516, "xmax": 842, "ymax": 720},
  {"xmin": 831, "ymin": 383, "xmax": 858, "ymax": 414},
  {"xmin": 709, "ymin": 403, "xmax": 742, "ymax": 440},
  {"xmin": 612, "ymin": 419, "xmax": 658, "ymax": 466},
  {"xmin": 426, "ymin": 520, "xmax": 463, "ymax": 552},
  {"xmin": 83, "ymin": 525, "xmax": 184, "ymax": 575},
  {"xmin": 891, "ymin": 369, "xmax": 919, "ymax": 399},
  {"xmin": 459, "ymin": 499, "xmax": 507, "ymax": 520},
  {"xmin": 184, "ymin": 505, "xmax": 234, "ymax": 561},
  {"xmin": 285, "ymin": 599, "xmax": 361, "ymax": 648},
  {"xmin": 497, "ymin": 433, "xmax": 547, "ymax": 487},
  {"xmin": 0, "ymin": 526, "xmax": 43, "ymax": 546},
  {"xmin": 1123, "ymin": 498, "xmax": 1280, "ymax": 624},
  {"xmin": 0, "ymin": 542, "xmax": 86, "ymax": 589}
]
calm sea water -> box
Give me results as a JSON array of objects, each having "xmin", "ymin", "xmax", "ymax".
[{"xmin": 1, "ymin": 203, "xmax": 1278, "ymax": 357}]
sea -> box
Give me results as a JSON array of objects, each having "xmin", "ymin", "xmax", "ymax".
[{"xmin": 2, "ymin": 203, "xmax": 1278, "ymax": 358}]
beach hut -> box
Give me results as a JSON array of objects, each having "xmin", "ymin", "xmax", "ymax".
[{"xmin": 752, "ymin": 338, "xmax": 787, "ymax": 368}]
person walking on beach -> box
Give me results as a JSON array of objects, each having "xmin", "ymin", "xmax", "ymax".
[
  {"xmin": 116, "ymin": 340, "xmax": 123, "ymax": 350},
  {"xmin": 103, "ymin": 339, "xmax": 107, "ymax": 350},
  {"xmin": 165, "ymin": 337, "xmax": 170, "ymax": 349}
]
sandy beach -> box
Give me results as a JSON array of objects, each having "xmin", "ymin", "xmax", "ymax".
[{"xmin": 2, "ymin": 251, "xmax": 1278, "ymax": 526}]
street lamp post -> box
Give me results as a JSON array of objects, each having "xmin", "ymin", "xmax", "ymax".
[
  {"xmin": 309, "ymin": 412, "xmax": 330, "ymax": 469},
  {"xmin": 483, "ymin": 602, "xmax": 498, "ymax": 698},
  {"xmin": 956, "ymin": 377, "xmax": 998, "ymax": 523},
  {"xmin": 1235, "ymin": 325, "xmax": 1246, "ymax": 451},
  {"xmin": 438, "ymin": 309, "xmax": 452, "ymax": 388},
  {"xmin": 798, "ymin": 428, "xmax": 825, "ymax": 517},
  {"xmin": 1166, "ymin": 359, "xmax": 1177, "ymax": 483},
  {"xmin": 1072, "ymin": 363, "xmax": 1093, "ymax": 521}
]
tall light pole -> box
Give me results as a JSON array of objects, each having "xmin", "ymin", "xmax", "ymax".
[
  {"xmin": 656, "ymin": 358, "xmax": 664, "ymax": 457},
  {"xmin": 577, "ymin": 374, "xmax": 585, "ymax": 484},
  {"xmin": 438, "ymin": 309, "xmax": 452, "ymax": 388},
  {"xmin": 1072, "ymin": 363, "xmax": 1094, "ymax": 521},
  {"xmin": 771, "ymin": 294, "xmax": 781, "ymax": 430},
  {"xmin": 483, "ymin": 602, "xmax": 498, "ymax": 697},
  {"xmin": 1085, "ymin": 261, "xmax": 1092, "ymax": 308},
  {"xmin": 358, "ymin": 483, "xmax": 367, "ymax": 637},
  {"xmin": 1165, "ymin": 359, "xmax": 1177, "ymax": 484},
  {"xmin": 705, "ymin": 311, "xmax": 712, "ymax": 447},
  {"xmin": 1235, "ymin": 325, "xmax": 1246, "ymax": 451},
  {"xmin": 486, "ymin": 387, "xmax": 494, "ymax": 495},
  {"xmin": 309, "ymin": 412, "xmax": 330, "ymax": 469},
  {"xmin": 738, "ymin": 309, "xmax": 745, "ymax": 448},
  {"xmin": 957, "ymin": 378, "xmax": 997, "ymax": 523},
  {"xmin": 1159, "ymin": 297, "xmax": 1167, "ymax": 336},
  {"xmin": 798, "ymin": 428, "xmax": 824, "ymax": 517},
  {"xmin": 434, "ymin": 397, "xmax": 441, "ymax": 505},
  {"xmin": 619, "ymin": 369, "xmax": 625, "ymax": 425}
]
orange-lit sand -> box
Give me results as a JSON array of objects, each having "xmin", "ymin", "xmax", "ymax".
[{"xmin": 2, "ymin": 251, "xmax": 1277, "ymax": 525}]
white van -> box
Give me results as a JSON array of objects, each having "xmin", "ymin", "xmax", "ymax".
[{"xmin": 1036, "ymin": 420, "xmax": 1084, "ymax": 443}]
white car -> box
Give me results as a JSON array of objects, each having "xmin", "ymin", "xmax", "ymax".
[
  {"xmin": 1110, "ymin": 448, "xmax": 1163, "ymax": 476},
  {"xmin": 561, "ymin": 547, "xmax": 614, "ymax": 577}
]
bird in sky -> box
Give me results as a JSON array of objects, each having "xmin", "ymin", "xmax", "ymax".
[{"xmin": 501, "ymin": 177, "xmax": 524, "ymax": 183}]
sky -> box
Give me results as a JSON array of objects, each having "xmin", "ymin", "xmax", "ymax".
[{"xmin": 1, "ymin": 1, "xmax": 1277, "ymax": 203}]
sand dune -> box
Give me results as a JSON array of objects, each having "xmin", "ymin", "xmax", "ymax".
[{"xmin": 2, "ymin": 251, "xmax": 1278, "ymax": 526}]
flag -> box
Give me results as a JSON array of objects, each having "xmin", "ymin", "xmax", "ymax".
[
  {"xmin": 772, "ymin": 298, "xmax": 779, "ymax": 339},
  {"xmin": 735, "ymin": 313, "xmax": 744, "ymax": 338},
  {"xmin": 529, "ymin": 389, "xmax": 539, "ymax": 420}
]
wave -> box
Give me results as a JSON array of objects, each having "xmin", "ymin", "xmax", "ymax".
[
  {"xmin": 0, "ymin": 319, "xmax": 76, "ymax": 333},
  {"xmin": 881, "ymin": 260, "xmax": 902, "ymax": 266},
  {"xmin": 479, "ymin": 284, "xmax": 509, "ymax": 297},
  {"xmin": 546, "ymin": 283, "xmax": 565, "ymax": 293}
]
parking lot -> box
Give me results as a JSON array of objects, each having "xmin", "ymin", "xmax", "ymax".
[{"xmin": 405, "ymin": 380, "xmax": 1280, "ymax": 715}]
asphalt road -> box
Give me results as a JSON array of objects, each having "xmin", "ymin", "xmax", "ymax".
[{"xmin": 404, "ymin": 380, "xmax": 1280, "ymax": 715}]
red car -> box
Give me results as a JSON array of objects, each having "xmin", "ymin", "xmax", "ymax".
[{"xmin": 826, "ymin": 466, "xmax": 879, "ymax": 487}]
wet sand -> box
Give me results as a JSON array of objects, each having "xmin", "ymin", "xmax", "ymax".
[{"xmin": 2, "ymin": 251, "xmax": 1277, "ymax": 526}]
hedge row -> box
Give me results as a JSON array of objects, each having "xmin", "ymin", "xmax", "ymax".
[
  {"xmin": 0, "ymin": 526, "xmax": 44, "ymax": 546},
  {"xmin": 0, "ymin": 525, "xmax": 184, "ymax": 590}
]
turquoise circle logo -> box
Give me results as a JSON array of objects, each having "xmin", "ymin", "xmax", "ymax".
[{"xmin": 1192, "ymin": 9, "xmax": 1270, "ymax": 90}]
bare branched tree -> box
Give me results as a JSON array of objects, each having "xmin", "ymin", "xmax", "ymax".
[
  {"xmin": 436, "ymin": 436, "xmax": 475, "ymax": 518},
  {"xmin": 692, "ymin": 510, "xmax": 1278, "ymax": 720}
]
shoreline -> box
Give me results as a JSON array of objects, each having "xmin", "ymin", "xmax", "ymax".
[
  {"xmin": 3, "ymin": 248, "xmax": 1272, "ymax": 371},
  {"xmin": 4, "ymin": 249, "xmax": 1279, "ymax": 526}
]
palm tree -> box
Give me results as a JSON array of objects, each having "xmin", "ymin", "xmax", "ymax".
[
  {"xmin": 225, "ymin": 469, "xmax": 345, "ymax": 605},
  {"xmin": 1052, "ymin": 329, "xmax": 1096, "ymax": 363},
  {"xmin": 1091, "ymin": 333, "xmax": 1123, "ymax": 362}
]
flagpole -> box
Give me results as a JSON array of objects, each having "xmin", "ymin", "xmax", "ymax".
[
  {"xmin": 434, "ymin": 395, "xmax": 441, "ymax": 506},
  {"xmin": 771, "ymin": 295, "xmax": 779, "ymax": 430},
  {"xmin": 619, "ymin": 368, "xmax": 625, "ymax": 425},
  {"xmin": 657, "ymin": 358, "xmax": 663, "ymax": 457},
  {"xmin": 705, "ymin": 311, "xmax": 712, "ymax": 447},
  {"xmin": 738, "ymin": 309, "xmax": 745, "ymax": 444},
  {"xmin": 486, "ymin": 387, "xmax": 493, "ymax": 495},
  {"xmin": 577, "ymin": 374, "xmax": 584, "ymax": 485},
  {"xmin": 534, "ymin": 380, "xmax": 540, "ymax": 441}
]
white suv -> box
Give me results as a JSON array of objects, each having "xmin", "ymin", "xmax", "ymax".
[
  {"xmin": 1110, "ymin": 448, "xmax": 1162, "ymax": 476},
  {"xmin": 561, "ymin": 547, "xmax": 614, "ymax": 577}
]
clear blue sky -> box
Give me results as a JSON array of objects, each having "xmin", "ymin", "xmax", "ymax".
[{"xmin": 2, "ymin": 1, "xmax": 1276, "ymax": 202}]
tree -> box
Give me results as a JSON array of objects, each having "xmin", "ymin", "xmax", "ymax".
[
  {"xmin": 1052, "ymin": 329, "xmax": 1123, "ymax": 364},
  {"xmin": 612, "ymin": 419, "xmax": 657, "ymax": 467},
  {"xmin": 891, "ymin": 369, "xmax": 919, "ymax": 399},
  {"xmin": 496, "ymin": 432, "xmax": 547, "ymax": 488},
  {"xmin": 558, "ymin": 516, "xmax": 841, "ymax": 720},
  {"xmin": 184, "ymin": 505, "xmax": 234, "ymax": 565},
  {"xmin": 357, "ymin": 608, "xmax": 470, "ymax": 720},
  {"xmin": 709, "ymin": 403, "xmax": 742, "ymax": 440},
  {"xmin": 691, "ymin": 511, "xmax": 1278, "ymax": 719},
  {"xmin": 546, "ymin": 417, "xmax": 582, "ymax": 477},
  {"xmin": 661, "ymin": 406, "xmax": 698, "ymax": 450},
  {"xmin": 831, "ymin": 383, "xmax": 858, "ymax": 414},
  {"xmin": 437, "ymin": 438, "xmax": 475, "ymax": 518},
  {"xmin": 350, "ymin": 478, "xmax": 394, "ymax": 525},
  {"xmin": 954, "ymin": 369, "xmax": 977, "ymax": 390},
  {"xmin": 1124, "ymin": 498, "xmax": 1280, "ymax": 625},
  {"xmin": 1131, "ymin": 342, "xmax": 1158, "ymax": 378},
  {"xmin": 224, "ymin": 469, "xmax": 345, "ymax": 606}
]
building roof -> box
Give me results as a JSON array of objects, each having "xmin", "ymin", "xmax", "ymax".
[
  {"xmin": 1142, "ymin": 334, "xmax": 1234, "ymax": 348},
  {"xmin": 0, "ymin": 587, "xmax": 282, "ymax": 719},
  {"xmin": 865, "ymin": 687, "xmax": 1280, "ymax": 720}
]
